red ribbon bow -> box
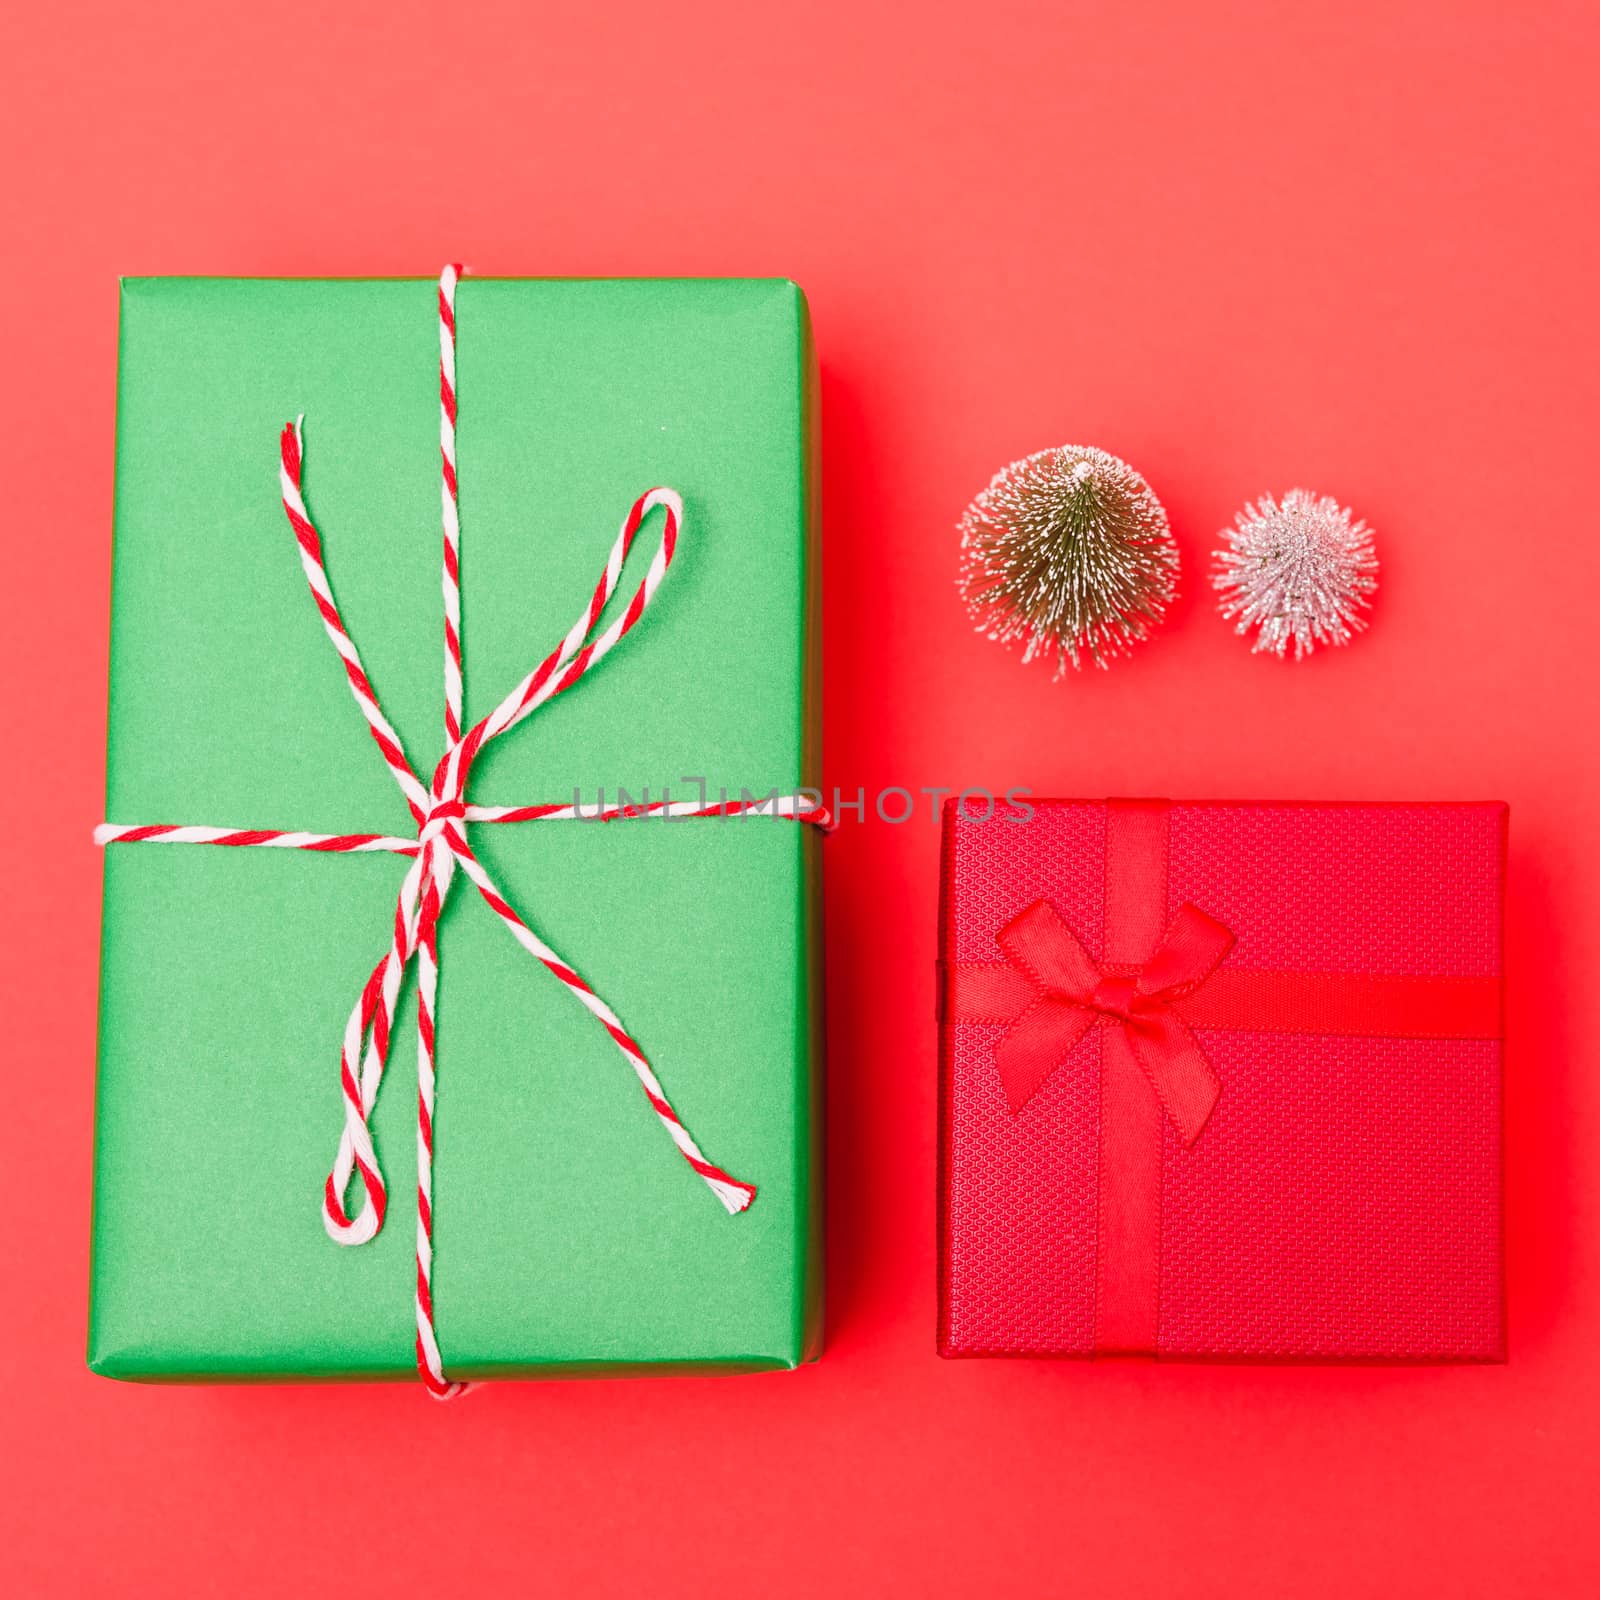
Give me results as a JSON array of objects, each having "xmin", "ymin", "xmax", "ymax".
[{"xmin": 993, "ymin": 899, "xmax": 1235, "ymax": 1145}]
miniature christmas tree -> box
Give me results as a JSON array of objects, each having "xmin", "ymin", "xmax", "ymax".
[
  {"xmin": 1213, "ymin": 489, "xmax": 1377, "ymax": 659},
  {"xmin": 958, "ymin": 445, "xmax": 1178, "ymax": 675}
]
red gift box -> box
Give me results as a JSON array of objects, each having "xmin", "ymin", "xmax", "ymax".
[{"xmin": 937, "ymin": 798, "xmax": 1506, "ymax": 1362}]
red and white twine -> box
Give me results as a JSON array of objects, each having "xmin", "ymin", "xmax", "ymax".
[
  {"xmin": 439, "ymin": 263, "xmax": 463, "ymax": 747},
  {"xmin": 97, "ymin": 267, "xmax": 827, "ymax": 1398}
]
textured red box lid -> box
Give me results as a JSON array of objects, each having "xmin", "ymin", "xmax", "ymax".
[{"xmin": 937, "ymin": 799, "xmax": 1506, "ymax": 1362}]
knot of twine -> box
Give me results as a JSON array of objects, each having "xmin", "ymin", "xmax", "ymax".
[{"xmin": 97, "ymin": 265, "xmax": 828, "ymax": 1397}]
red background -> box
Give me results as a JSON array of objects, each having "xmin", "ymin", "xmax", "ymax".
[{"xmin": 5, "ymin": 2, "xmax": 1598, "ymax": 1593}]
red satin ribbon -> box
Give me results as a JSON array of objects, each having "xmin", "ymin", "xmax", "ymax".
[
  {"xmin": 941, "ymin": 798, "xmax": 1502, "ymax": 1354},
  {"xmin": 986, "ymin": 897, "xmax": 1234, "ymax": 1145}
]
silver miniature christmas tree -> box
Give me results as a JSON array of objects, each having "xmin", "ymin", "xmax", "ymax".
[{"xmin": 1213, "ymin": 489, "xmax": 1377, "ymax": 659}]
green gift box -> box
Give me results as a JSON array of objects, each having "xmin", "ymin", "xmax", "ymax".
[{"xmin": 89, "ymin": 275, "xmax": 822, "ymax": 1384}]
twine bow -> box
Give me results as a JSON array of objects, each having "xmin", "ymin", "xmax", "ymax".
[
  {"xmin": 989, "ymin": 898, "xmax": 1234, "ymax": 1144},
  {"xmin": 97, "ymin": 266, "xmax": 827, "ymax": 1396}
]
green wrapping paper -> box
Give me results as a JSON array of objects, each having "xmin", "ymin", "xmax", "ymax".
[{"xmin": 89, "ymin": 277, "xmax": 822, "ymax": 1382}]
